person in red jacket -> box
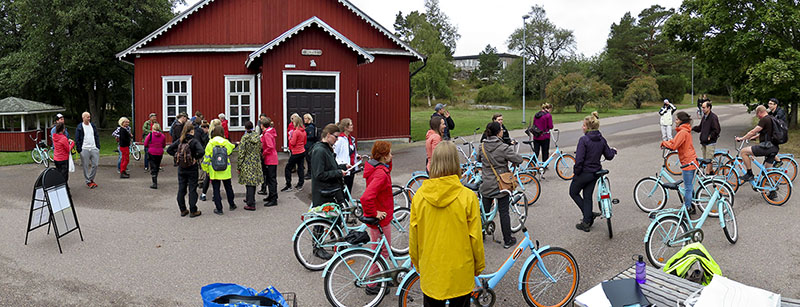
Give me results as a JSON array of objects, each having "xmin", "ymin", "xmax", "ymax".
[
  {"xmin": 283, "ymin": 116, "xmax": 306, "ymax": 191},
  {"xmin": 261, "ymin": 117, "xmax": 279, "ymax": 207},
  {"xmin": 52, "ymin": 123, "xmax": 75, "ymax": 189},
  {"xmin": 360, "ymin": 140, "xmax": 394, "ymax": 295}
]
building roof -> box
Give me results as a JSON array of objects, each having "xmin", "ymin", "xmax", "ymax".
[
  {"xmin": 116, "ymin": 0, "xmax": 424, "ymax": 62},
  {"xmin": 133, "ymin": 44, "xmax": 263, "ymax": 55},
  {"xmin": 0, "ymin": 97, "xmax": 65, "ymax": 115},
  {"xmin": 245, "ymin": 17, "xmax": 375, "ymax": 68},
  {"xmin": 452, "ymin": 53, "xmax": 520, "ymax": 61}
]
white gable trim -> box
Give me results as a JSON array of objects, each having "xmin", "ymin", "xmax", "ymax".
[
  {"xmin": 116, "ymin": 0, "xmax": 423, "ymax": 61},
  {"xmin": 245, "ymin": 17, "xmax": 374, "ymax": 68}
]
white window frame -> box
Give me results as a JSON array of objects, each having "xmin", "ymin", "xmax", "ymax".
[
  {"xmin": 161, "ymin": 76, "xmax": 192, "ymax": 128},
  {"xmin": 282, "ymin": 70, "xmax": 339, "ymax": 148},
  {"xmin": 224, "ymin": 75, "xmax": 256, "ymax": 131}
]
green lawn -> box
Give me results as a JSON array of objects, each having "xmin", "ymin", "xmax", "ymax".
[{"xmin": 0, "ymin": 128, "xmax": 124, "ymax": 167}]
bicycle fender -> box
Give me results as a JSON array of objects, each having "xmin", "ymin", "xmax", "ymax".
[
  {"xmin": 516, "ymin": 245, "xmax": 551, "ymax": 291},
  {"xmin": 321, "ymin": 246, "xmax": 375, "ymax": 277},
  {"xmin": 643, "ymin": 214, "xmax": 680, "ymax": 242},
  {"xmin": 395, "ymin": 267, "xmax": 418, "ymax": 296},
  {"xmin": 291, "ymin": 218, "xmax": 333, "ymax": 241}
]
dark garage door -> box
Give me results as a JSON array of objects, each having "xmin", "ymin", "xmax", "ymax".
[{"xmin": 286, "ymin": 92, "xmax": 336, "ymax": 129}]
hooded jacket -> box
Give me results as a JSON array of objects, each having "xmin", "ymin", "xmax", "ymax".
[
  {"xmin": 202, "ymin": 136, "xmax": 236, "ymax": 180},
  {"xmin": 691, "ymin": 111, "xmax": 721, "ymax": 145},
  {"xmin": 144, "ymin": 131, "xmax": 167, "ymax": 156},
  {"xmin": 288, "ymin": 126, "xmax": 306, "ymax": 155},
  {"xmin": 310, "ymin": 141, "xmax": 346, "ymax": 205},
  {"xmin": 52, "ymin": 133, "xmax": 74, "ymax": 162},
  {"xmin": 477, "ymin": 136, "xmax": 524, "ymax": 197},
  {"xmin": 661, "ymin": 124, "xmax": 697, "ymax": 171},
  {"xmin": 409, "ymin": 175, "xmax": 485, "ymax": 300},
  {"xmin": 261, "ymin": 127, "xmax": 278, "ymax": 165},
  {"xmin": 533, "ymin": 111, "xmax": 554, "ymax": 141},
  {"xmin": 425, "ymin": 130, "xmax": 442, "ymax": 171},
  {"xmin": 574, "ymin": 130, "xmax": 617, "ymax": 176},
  {"xmin": 360, "ymin": 159, "xmax": 394, "ymax": 228}
]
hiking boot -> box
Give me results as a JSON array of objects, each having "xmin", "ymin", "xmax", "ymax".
[
  {"xmin": 740, "ymin": 172, "xmax": 755, "ymax": 182},
  {"xmin": 180, "ymin": 210, "xmax": 189, "ymax": 217},
  {"xmin": 503, "ymin": 237, "xmax": 517, "ymax": 249},
  {"xmin": 200, "ymin": 194, "xmax": 207, "ymax": 201},
  {"xmin": 120, "ymin": 172, "xmax": 130, "ymax": 179},
  {"xmin": 190, "ymin": 211, "xmax": 202, "ymax": 218},
  {"xmin": 244, "ymin": 205, "xmax": 256, "ymax": 211},
  {"xmin": 213, "ymin": 209, "xmax": 223, "ymax": 215},
  {"xmin": 264, "ymin": 200, "xmax": 278, "ymax": 207},
  {"xmin": 280, "ymin": 185, "xmax": 293, "ymax": 192},
  {"xmin": 364, "ymin": 285, "xmax": 380, "ymax": 296},
  {"xmin": 575, "ymin": 222, "xmax": 591, "ymax": 232},
  {"xmin": 314, "ymin": 248, "xmax": 332, "ymax": 260},
  {"xmin": 150, "ymin": 183, "xmax": 158, "ymax": 189},
  {"xmin": 229, "ymin": 204, "xmax": 237, "ymax": 211}
]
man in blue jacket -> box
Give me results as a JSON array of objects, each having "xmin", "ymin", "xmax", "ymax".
[{"xmin": 75, "ymin": 112, "xmax": 100, "ymax": 188}]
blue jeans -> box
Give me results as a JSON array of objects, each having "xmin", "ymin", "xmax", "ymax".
[{"xmin": 682, "ymin": 170, "xmax": 695, "ymax": 208}]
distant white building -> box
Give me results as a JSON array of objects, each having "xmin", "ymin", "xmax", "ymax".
[{"xmin": 452, "ymin": 53, "xmax": 519, "ymax": 72}]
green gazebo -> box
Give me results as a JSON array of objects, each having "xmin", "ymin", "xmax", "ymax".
[{"xmin": 0, "ymin": 97, "xmax": 65, "ymax": 151}]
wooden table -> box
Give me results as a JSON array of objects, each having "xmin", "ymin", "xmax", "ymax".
[{"xmin": 575, "ymin": 265, "xmax": 800, "ymax": 307}]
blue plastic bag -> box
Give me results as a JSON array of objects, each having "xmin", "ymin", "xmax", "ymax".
[{"xmin": 201, "ymin": 283, "xmax": 289, "ymax": 307}]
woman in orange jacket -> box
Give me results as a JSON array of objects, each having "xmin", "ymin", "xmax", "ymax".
[{"xmin": 660, "ymin": 111, "xmax": 698, "ymax": 214}]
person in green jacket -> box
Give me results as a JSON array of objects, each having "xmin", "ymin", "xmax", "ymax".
[
  {"xmin": 202, "ymin": 125, "xmax": 237, "ymax": 215},
  {"xmin": 237, "ymin": 121, "xmax": 263, "ymax": 211}
]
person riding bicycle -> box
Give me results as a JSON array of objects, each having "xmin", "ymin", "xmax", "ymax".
[
  {"xmin": 477, "ymin": 121, "xmax": 524, "ymax": 248},
  {"xmin": 360, "ymin": 141, "xmax": 394, "ymax": 296},
  {"xmin": 571, "ymin": 112, "xmax": 617, "ymax": 232},
  {"xmin": 736, "ymin": 105, "xmax": 780, "ymax": 187},
  {"xmin": 661, "ymin": 112, "xmax": 698, "ymax": 215},
  {"xmin": 410, "ymin": 141, "xmax": 484, "ymax": 307}
]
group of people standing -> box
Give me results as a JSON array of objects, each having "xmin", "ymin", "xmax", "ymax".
[{"xmin": 49, "ymin": 112, "xmax": 102, "ymax": 191}]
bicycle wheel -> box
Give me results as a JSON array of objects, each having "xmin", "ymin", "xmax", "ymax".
[
  {"xmin": 392, "ymin": 185, "xmax": 410, "ymax": 210},
  {"xmin": 521, "ymin": 156, "xmax": 535, "ymax": 172},
  {"xmin": 324, "ymin": 249, "xmax": 389, "ymax": 307},
  {"xmin": 510, "ymin": 193, "xmax": 528, "ymax": 233},
  {"xmin": 41, "ymin": 151, "xmax": 49, "ymax": 168},
  {"xmin": 47, "ymin": 148, "xmax": 54, "ymax": 161},
  {"xmin": 716, "ymin": 165, "xmax": 740, "ymax": 192},
  {"xmin": 721, "ymin": 200, "xmax": 738, "ymax": 244},
  {"xmin": 31, "ymin": 149, "xmax": 43, "ymax": 164},
  {"xmin": 517, "ymin": 172, "xmax": 540, "ymax": 205},
  {"xmin": 645, "ymin": 216, "xmax": 688, "ymax": 268},
  {"xmin": 292, "ymin": 219, "xmax": 341, "ymax": 271},
  {"xmin": 131, "ymin": 144, "xmax": 141, "ymax": 161},
  {"xmin": 693, "ymin": 179, "xmax": 734, "ymax": 218},
  {"xmin": 390, "ymin": 207, "xmax": 411, "ymax": 255},
  {"xmin": 397, "ymin": 271, "xmax": 424, "ymax": 307},
  {"xmin": 405, "ymin": 175, "xmax": 427, "ymax": 200},
  {"xmin": 555, "ymin": 154, "xmax": 576, "ymax": 180},
  {"xmin": 521, "ymin": 247, "xmax": 579, "ymax": 307},
  {"xmin": 665, "ymin": 152, "xmax": 682, "ymax": 176},
  {"xmin": 633, "ymin": 177, "xmax": 667, "ymax": 213},
  {"xmin": 712, "ymin": 152, "xmax": 731, "ymax": 174},
  {"xmin": 778, "ymin": 156, "xmax": 797, "ymax": 181},
  {"xmin": 760, "ymin": 171, "xmax": 792, "ymax": 206}
]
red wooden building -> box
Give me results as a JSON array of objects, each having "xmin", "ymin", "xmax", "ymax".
[{"xmin": 116, "ymin": 0, "xmax": 423, "ymax": 147}]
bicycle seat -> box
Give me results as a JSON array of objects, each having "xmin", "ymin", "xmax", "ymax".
[
  {"xmin": 594, "ymin": 169, "xmax": 609, "ymax": 177},
  {"xmin": 358, "ymin": 216, "xmax": 381, "ymax": 226},
  {"xmin": 662, "ymin": 180, "xmax": 683, "ymax": 190},
  {"xmin": 463, "ymin": 182, "xmax": 480, "ymax": 191},
  {"xmin": 320, "ymin": 187, "xmax": 343, "ymax": 198},
  {"xmin": 522, "ymin": 140, "xmax": 533, "ymax": 145},
  {"xmin": 697, "ymin": 158, "xmax": 712, "ymax": 165}
]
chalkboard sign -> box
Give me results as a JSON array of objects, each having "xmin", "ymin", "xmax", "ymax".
[{"xmin": 25, "ymin": 168, "xmax": 84, "ymax": 253}]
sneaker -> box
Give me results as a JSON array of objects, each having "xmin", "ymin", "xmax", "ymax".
[
  {"xmin": 229, "ymin": 204, "xmax": 237, "ymax": 211},
  {"xmin": 120, "ymin": 172, "xmax": 130, "ymax": 179},
  {"xmin": 257, "ymin": 190, "xmax": 268, "ymax": 195},
  {"xmin": 180, "ymin": 210, "xmax": 189, "ymax": 217},
  {"xmin": 768, "ymin": 191, "xmax": 778, "ymax": 201},
  {"xmin": 364, "ymin": 285, "xmax": 380, "ymax": 296},
  {"xmin": 244, "ymin": 205, "xmax": 256, "ymax": 211},
  {"xmin": 294, "ymin": 184, "xmax": 303, "ymax": 191},
  {"xmin": 575, "ymin": 222, "xmax": 591, "ymax": 232},
  {"xmin": 687, "ymin": 205, "xmax": 697, "ymax": 215},
  {"xmin": 89, "ymin": 182, "xmax": 98, "ymax": 189},
  {"xmin": 314, "ymin": 248, "xmax": 332, "ymax": 260},
  {"xmin": 190, "ymin": 211, "xmax": 202, "ymax": 218},
  {"xmin": 592, "ymin": 212, "xmax": 601, "ymax": 218},
  {"xmin": 200, "ymin": 194, "xmax": 207, "ymax": 201},
  {"xmin": 773, "ymin": 161, "xmax": 784, "ymax": 168},
  {"xmin": 144, "ymin": 168, "xmax": 149, "ymax": 172},
  {"xmin": 740, "ymin": 172, "xmax": 755, "ymax": 182},
  {"xmin": 87, "ymin": 182, "xmax": 92, "ymax": 188},
  {"xmin": 213, "ymin": 209, "xmax": 223, "ymax": 215},
  {"xmin": 264, "ymin": 200, "xmax": 278, "ymax": 207},
  {"xmin": 503, "ymin": 237, "xmax": 517, "ymax": 249},
  {"xmin": 280, "ymin": 186, "xmax": 293, "ymax": 192}
]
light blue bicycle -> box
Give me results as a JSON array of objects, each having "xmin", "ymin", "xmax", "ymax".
[
  {"xmin": 594, "ymin": 169, "xmax": 620, "ymax": 238},
  {"xmin": 520, "ymin": 129, "xmax": 576, "ymax": 180}
]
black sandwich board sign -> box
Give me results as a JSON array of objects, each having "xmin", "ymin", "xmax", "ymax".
[{"xmin": 25, "ymin": 168, "xmax": 84, "ymax": 253}]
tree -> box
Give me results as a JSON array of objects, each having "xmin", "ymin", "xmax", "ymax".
[
  {"xmin": 664, "ymin": 0, "xmax": 800, "ymax": 127},
  {"xmin": 476, "ymin": 83, "xmax": 511, "ymax": 103},
  {"xmin": 508, "ymin": 5, "xmax": 576, "ymax": 100},
  {"xmin": 423, "ymin": 0, "xmax": 460, "ymax": 56},
  {"xmin": 545, "ymin": 73, "xmax": 611, "ymax": 113},
  {"xmin": 476, "ymin": 44, "xmax": 501, "ymax": 82},
  {"xmin": 624, "ymin": 75, "xmax": 660, "ymax": 109},
  {"xmin": 0, "ymin": 0, "xmax": 178, "ymax": 126}
]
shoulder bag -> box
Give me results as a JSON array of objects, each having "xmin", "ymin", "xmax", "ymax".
[{"xmin": 481, "ymin": 143, "xmax": 517, "ymax": 192}]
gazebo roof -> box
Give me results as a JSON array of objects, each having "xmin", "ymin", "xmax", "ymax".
[{"xmin": 0, "ymin": 97, "xmax": 65, "ymax": 115}]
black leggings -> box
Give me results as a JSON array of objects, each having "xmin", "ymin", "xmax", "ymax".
[
  {"xmin": 285, "ymin": 153, "xmax": 305, "ymax": 186},
  {"xmin": 533, "ymin": 139, "xmax": 550, "ymax": 161},
  {"xmin": 423, "ymin": 293, "xmax": 470, "ymax": 307},
  {"xmin": 149, "ymin": 154, "xmax": 163, "ymax": 177},
  {"xmin": 211, "ymin": 179, "xmax": 235, "ymax": 211},
  {"xmin": 569, "ymin": 172, "xmax": 598, "ymax": 224}
]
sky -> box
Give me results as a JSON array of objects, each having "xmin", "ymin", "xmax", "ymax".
[{"xmin": 177, "ymin": 0, "xmax": 684, "ymax": 57}]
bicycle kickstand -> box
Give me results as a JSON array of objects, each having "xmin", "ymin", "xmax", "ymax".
[{"xmin": 490, "ymin": 232, "xmax": 502, "ymax": 245}]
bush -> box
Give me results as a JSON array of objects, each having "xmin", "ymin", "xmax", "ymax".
[
  {"xmin": 476, "ymin": 83, "xmax": 512, "ymax": 103},
  {"xmin": 656, "ymin": 75, "xmax": 688, "ymax": 105},
  {"xmin": 624, "ymin": 75, "xmax": 660, "ymax": 109},
  {"xmin": 545, "ymin": 73, "xmax": 612, "ymax": 112}
]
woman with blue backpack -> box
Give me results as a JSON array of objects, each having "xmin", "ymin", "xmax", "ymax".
[{"xmin": 203, "ymin": 125, "xmax": 237, "ymax": 215}]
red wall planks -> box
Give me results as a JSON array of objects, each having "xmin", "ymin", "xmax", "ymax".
[
  {"xmin": 0, "ymin": 131, "xmax": 37, "ymax": 151},
  {"xmin": 357, "ymin": 55, "xmax": 411, "ymax": 140}
]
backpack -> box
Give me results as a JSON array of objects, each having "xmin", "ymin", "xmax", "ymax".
[
  {"xmin": 211, "ymin": 145, "xmax": 229, "ymax": 171},
  {"xmin": 770, "ymin": 115, "xmax": 789, "ymax": 145},
  {"xmin": 662, "ymin": 242, "xmax": 722, "ymax": 286},
  {"xmin": 174, "ymin": 142, "xmax": 196, "ymax": 168}
]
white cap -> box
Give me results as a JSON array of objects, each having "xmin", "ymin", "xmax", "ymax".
[{"xmin": 663, "ymin": 99, "xmax": 669, "ymax": 103}]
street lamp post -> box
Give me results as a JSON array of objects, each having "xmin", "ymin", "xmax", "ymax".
[{"xmin": 522, "ymin": 14, "xmax": 530, "ymax": 124}]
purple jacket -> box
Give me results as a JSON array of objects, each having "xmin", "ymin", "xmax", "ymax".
[
  {"xmin": 144, "ymin": 131, "xmax": 167, "ymax": 156},
  {"xmin": 533, "ymin": 111, "xmax": 553, "ymax": 140},
  {"xmin": 574, "ymin": 130, "xmax": 616, "ymax": 176}
]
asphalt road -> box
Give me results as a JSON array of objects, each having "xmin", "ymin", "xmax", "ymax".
[{"xmin": 1, "ymin": 104, "xmax": 798, "ymax": 306}]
